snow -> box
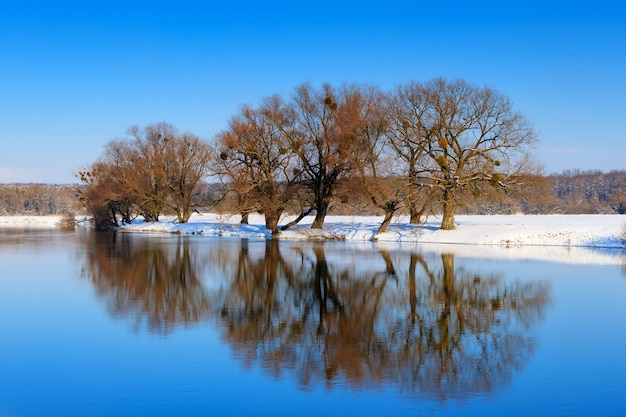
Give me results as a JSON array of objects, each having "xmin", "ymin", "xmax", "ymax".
[
  {"xmin": 117, "ymin": 213, "xmax": 625, "ymax": 246},
  {"xmin": 2, "ymin": 213, "xmax": 625, "ymax": 264},
  {"xmin": 0, "ymin": 215, "xmax": 67, "ymax": 228}
]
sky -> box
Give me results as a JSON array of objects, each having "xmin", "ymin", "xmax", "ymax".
[{"xmin": 1, "ymin": 1, "xmax": 625, "ymax": 183}]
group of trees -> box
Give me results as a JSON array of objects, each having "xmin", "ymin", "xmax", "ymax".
[
  {"xmin": 549, "ymin": 169, "xmax": 626, "ymax": 214},
  {"xmin": 77, "ymin": 122, "xmax": 215, "ymax": 227},
  {"xmin": 78, "ymin": 77, "xmax": 538, "ymax": 233},
  {"xmin": 0, "ymin": 183, "xmax": 80, "ymax": 215},
  {"xmin": 2, "ymin": 74, "xmax": 624, "ymax": 231},
  {"xmin": 6, "ymin": 169, "xmax": 623, "ymax": 220},
  {"xmin": 215, "ymin": 78, "xmax": 537, "ymax": 234}
]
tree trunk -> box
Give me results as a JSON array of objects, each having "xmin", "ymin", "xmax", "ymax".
[
  {"xmin": 311, "ymin": 200, "xmax": 329, "ymax": 229},
  {"xmin": 176, "ymin": 206, "xmax": 191, "ymax": 224},
  {"xmin": 408, "ymin": 165, "xmax": 421, "ymax": 224},
  {"xmin": 373, "ymin": 207, "xmax": 395, "ymax": 239},
  {"xmin": 378, "ymin": 249, "xmax": 396, "ymax": 276},
  {"xmin": 409, "ymin": 208, "xmax": 421, "ymax": 225},
  {"xmin": 280, "ymin": 207, "xmax": 314, "ymax": 231},
  {"xmin": 410, "ymin": 190, "xmax": 436, "ymax": 224},
  {"xmin": 240, "ymin": 211, "xmax": 249, "ymax": 224},
  {"xmin": 441, "ymin": 253, "xmax": 455, "ymax": 291},
  {"xmin": 264, "ymin": 208, "xmax": 284, "ymax": 236},
  {"xmin": 143, "ymin": 210, "xmax": 159, "ymax": 223},
  {"xmin": 440, "ymin": 188, "xmax": 455, "ymax": 230}
]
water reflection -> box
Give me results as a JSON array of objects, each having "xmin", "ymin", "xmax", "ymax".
[
  {"xmin": 81, "ymin": 232, "xmax": 212, "ymax": 334},
  {"xmin": 215, "ymin": 241, "xmax": 551, "ymax": 400},
  {"xmin": 80, "ymin": 236, "xmax": 551, "ymax": 400}
]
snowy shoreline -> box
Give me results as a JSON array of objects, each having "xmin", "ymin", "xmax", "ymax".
[
  {"xmin": 115, "ymin": 213, "xmax": 625, "ymax": 247},
  {"xmin": 0, "ymin": 215, "xmax": 69, "ymax": 228},
  {"xmin": 2, "ymin": 214, "xmax": 625, "ymax": 265},
  {"xmin": 2, "ymin": 213, "xmax": 624, "ymax": 247},
  {"xmin": 118, "ymin": 213, "xmax": 626, "ymax": 266}
]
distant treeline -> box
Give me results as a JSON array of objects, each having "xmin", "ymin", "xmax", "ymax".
[
  {"xmin": 549, "ymin": 169, "xmax": 626, "ymax": 214},
  {"xmin": 456, "ymin": 169, "xmax": 626, "ymax": 215},
  {"xmin": 1, "ymin": 169, "xmax": 625, "ymax": 217},
  {"xmin": 0, "ymin": 183, "xmax": 82, "ymax": 216}
]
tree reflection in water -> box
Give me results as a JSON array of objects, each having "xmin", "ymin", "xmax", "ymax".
[
  {"xmin": 81, "ymin": 232, "xmax": 212, "ymax": 334},
  {"xmin": 81, "ymin": 235, "xmax": 550, "ymax": 400},
  {"xmin": 216, "ymin": 240, "xmax": 551, "ymax": 401}
]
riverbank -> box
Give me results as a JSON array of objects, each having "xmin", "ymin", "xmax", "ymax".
[
  {"xmin": 2, "ymin": 213, "xmax": 624, "ymax": 265},
  {"xmin": 117, "ymin": 213, "xmax": 625, "ymax": 247},
  {"xmin": 2, "ymin": 213, "xmax": 624, "ymax": 248}
]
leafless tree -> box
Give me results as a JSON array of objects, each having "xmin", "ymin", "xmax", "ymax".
[
  {"xmin": 215, "ymin": 96, "xmax": 300, "ymax": 234},
  {"xmin": 342, "ymin": 85, "xmax": 408, "ymax": 237},
  {"xmin": 161, "ymin": 132, "xmax": 214, "ymax": 223},
  {"xmin": 125, "ymin": 122, "xmax": 177, "ymax": 222},
  {"xmin": 77, "ymin": 143, "xmax": 137, "ymax": 227},
  {"xmin": 287, "ymin": 83, "xmax": 368, "ymax": 229},
  {"xmin": 394, "ymin": 79, "xmax": 538, "ymax": 230},
  {"xmin": 387, "ymin": 83, "xmax": 439, "ymax": 224},
  {"xmin": 79, "ymin": 122, "xmax": 214, "ymax": 226}
]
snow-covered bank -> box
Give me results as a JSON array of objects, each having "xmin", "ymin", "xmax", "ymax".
[
  {"xmin": 119, "ymin": 213, "xmax": 626, "ymax": 265},
  {"xmin": 3, "ymin": 213, "xmax": 625, "ymax": 264},
  {"xmin": 120, "ymin": 213, "xmax": 626, "ymax": 247},
  {"xmin": 0, "ymin": 215, "xmax": 68, "ymax": 228}
]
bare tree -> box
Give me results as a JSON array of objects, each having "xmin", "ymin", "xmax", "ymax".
[
  {"xmin": 79, "ymin": 122, "xmax": 214, "ymax": 226},
  {"xmin": 387, "ymin": 83, "xmax": 439, "ymax": 224},
  {"xmin": 342, "ymin": 85, "xmax": 408, "ymax": 237},
  {"xmin": 398, "ymin": 79, "xmax": 538, "ymax": 230},
  {"xmin": 77, "ymin": 143, "xmax": 137, "ymax": 227},
  {"xmin": 216, "ymin": 96, "xmax": 299, "ymax": 234},
  {"xmin": 162, "ymin": 132, "xmax": 213, "ymax": 223},
  {"xmin": 124, "ymin": 122, "xmax": 176, "ymax": 222},
  {"xmin": 287, "ymin": 83, "xmax": 366, "ymax": 229}
]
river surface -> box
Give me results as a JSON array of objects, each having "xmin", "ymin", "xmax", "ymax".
[{"xmin": 1, "ymin": 228, "xmax": 625, "ymax": 416}]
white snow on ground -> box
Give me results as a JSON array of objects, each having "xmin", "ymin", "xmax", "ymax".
[
  {"xmin": 3, "ymin": 213, "xmax": 625, "ymax": 264},
  {"xmin": 118, "ymin": 213, "xmax": 625, "ymax": 247},
  {"xmin": 0, "ymin": 215, "xmax": 67, "ymax": 228},
  {"xmin": 117, "ymin": 213, "xmax": 626, "ymax": 265}
]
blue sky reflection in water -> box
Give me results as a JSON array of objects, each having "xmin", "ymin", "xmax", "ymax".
[{"xmin": 0, "ymin": 229, "xmax": 625, "ymax": 416}]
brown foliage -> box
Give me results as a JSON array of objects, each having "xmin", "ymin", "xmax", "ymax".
[
  {"xmin": 78, "ymin": 122, "xmax": 214, "ymax": 227},
  {"xmin": 215, "ymin": 96, "xmax": 299, "ymax": 233}
]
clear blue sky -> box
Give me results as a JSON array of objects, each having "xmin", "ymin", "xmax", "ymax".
[{"xmin": 1, "ymin": 1, "xmax": 625, "ymax": 183}]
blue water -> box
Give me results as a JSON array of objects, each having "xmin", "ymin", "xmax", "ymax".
[{"xmin": 1, "ymin": 229, "xmax": 625, "ymax": 416}]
